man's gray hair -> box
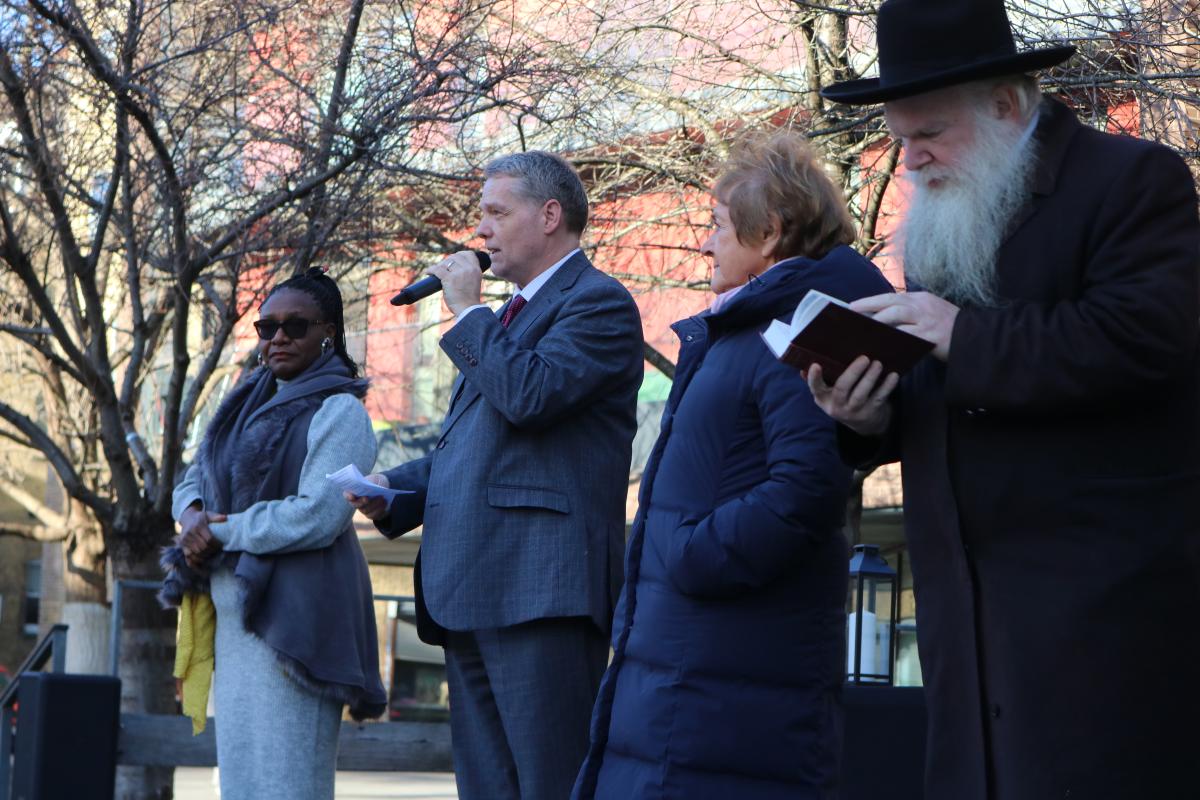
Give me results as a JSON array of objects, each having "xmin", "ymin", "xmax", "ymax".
[{"xmin": 484, "ymin": 151, "xmax": 589, "ymax": 234}]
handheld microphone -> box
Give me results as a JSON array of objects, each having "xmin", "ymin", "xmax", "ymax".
[{"xmin": 390, "ymin": 250, "xmax": 492, "ymax": 306}]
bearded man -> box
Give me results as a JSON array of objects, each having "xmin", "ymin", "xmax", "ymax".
[{"xmin": 813, "ymin": 1, "xmax": 1200, "ymax": 798}]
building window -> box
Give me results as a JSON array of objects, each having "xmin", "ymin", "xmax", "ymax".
[{"xmin": 23, "ymin": 560, "xmax": 41, "ymax": 636}]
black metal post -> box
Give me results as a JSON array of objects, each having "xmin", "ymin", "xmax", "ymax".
[
  {"xmin": 108, "ymin": 580, "xmax": 165, "ymax": 677},
  {"xmin": 0, "ymin": 624, "xmax": 69, "ymax": 800}
]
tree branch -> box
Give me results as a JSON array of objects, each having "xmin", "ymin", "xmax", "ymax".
[
  {"xmin": 292, "ymin": 0, "xmax": 367, "ymax": 274},
  {"xmin": 643, "ymin": 341, "xmax": 676, "ymax": 381},
  {"xmin": 0, "ymin": 475, "xmax": 67, "ymax": 530},
  {"xmin": 0, "ymin": 524, "xmax": 69, "ymax": 543},
  {"xmin": 0, "ymin": 401, "xmax": 112, "ymax": 522}
]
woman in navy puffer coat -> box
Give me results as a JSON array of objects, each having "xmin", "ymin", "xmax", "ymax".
[{"xmin": 573, "ymin": 132, "xmax": 894, "ymax": 800}]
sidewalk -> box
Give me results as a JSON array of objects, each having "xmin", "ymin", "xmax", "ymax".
[{"xmin": 173, "ymin": 768, "xmax": 458, "ymax": 799}]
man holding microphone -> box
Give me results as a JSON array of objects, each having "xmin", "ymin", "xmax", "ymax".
[{"xmin": 348, "ymin": 151, "xmax": 643, "ymax": 800}]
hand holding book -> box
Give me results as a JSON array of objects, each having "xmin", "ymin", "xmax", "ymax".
[
  {"xmin": 761, "ymin": 289, "xmax": 935, "ymax": 382},
  {"xmin": 848, "ymin": 291, "xmax": 959, "ymax": 362}
]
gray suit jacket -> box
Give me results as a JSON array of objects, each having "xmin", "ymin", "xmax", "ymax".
[{"xmin": 379, "ymin": 252, "xmax": 644, "ymax": 642}]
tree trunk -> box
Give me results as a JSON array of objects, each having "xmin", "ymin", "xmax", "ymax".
[
  {"xmin": 52, "ymin": 511, "xmax": 110, "ymax": 675},
  {"xmin": 111, "ymin": 528, "xmax": 178, "ymax": 800}
]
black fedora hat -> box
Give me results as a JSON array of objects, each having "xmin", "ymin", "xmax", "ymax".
[{"xmin": 821, "ymin": 0, "xmax": 1075, "ymax": 105}]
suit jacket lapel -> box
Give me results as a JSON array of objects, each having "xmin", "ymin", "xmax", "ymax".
[
  {"xmin": 507, "ymin": 251, "xmax": 587, "ymax": 339},
  {"xmin": 440, "ymin": 383, "xmax": 482, "ymax": 437},
  {"xmin": 446, "ymin": 374, "xmax": 468, "ymax": 416}
]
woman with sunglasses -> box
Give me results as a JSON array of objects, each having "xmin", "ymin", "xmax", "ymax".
[{"xmin": 160, "ymin": 268, "xmax": 386, "ymax": 800}]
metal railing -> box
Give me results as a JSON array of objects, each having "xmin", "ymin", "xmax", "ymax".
[
  {"xmin": 108, "ymin": 581, "xmax": 418, "ymax": 677},
  {"xmin": 105, "ymin": 582, "xmax": 448, "ymax": 772},
  {"xmin": 108, "ymin": 579, "xmax": 163, "ymax": 677},
  {"xmin": 0, "ymin": 624, "xmax": 68, "ymax": 799},
  {"xmin": 3, "ymin": 585, "xmax": 438, "ymax": 789}
]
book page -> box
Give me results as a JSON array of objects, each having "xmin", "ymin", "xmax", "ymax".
[
  {"xmin": 789, "ymin": 292, "xmax": 822, "ymax": 329},
  {"xmin": 761, "ymin": 320, "xmax": 793, "ymax": 357},
  {"xmin": 792, "ymin": 290, "xmax": 851, "ymax": 331}
]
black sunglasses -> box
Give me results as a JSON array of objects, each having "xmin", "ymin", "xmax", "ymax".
[{"xmin": 253, "ymin": 317, "xmax": 324, "ymax": 340}]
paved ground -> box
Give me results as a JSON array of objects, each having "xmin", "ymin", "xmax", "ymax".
[{"xmin": 173, "ymin": 768, "xmax": 458, "ymax": 799}]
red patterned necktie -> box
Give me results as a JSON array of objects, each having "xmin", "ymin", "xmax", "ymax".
[{"xmin": 500, "ymin": 294, "xmax": 527, "ymax": 328}]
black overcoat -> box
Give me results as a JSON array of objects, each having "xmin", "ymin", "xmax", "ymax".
[{"xmin": 847, "ymin": 98, "xmax": 1200, "ymax": 800}]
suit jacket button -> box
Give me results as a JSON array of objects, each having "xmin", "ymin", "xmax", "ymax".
[{"xmin": 469, "ymin": 357, "xmax": 479, "ymax": 366}]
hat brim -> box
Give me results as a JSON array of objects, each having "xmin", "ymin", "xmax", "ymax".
[{"xmin": 821, "ymin": 45, "xmax": 1076, "ymax": 105}]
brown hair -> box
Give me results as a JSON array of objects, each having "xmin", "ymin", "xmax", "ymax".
[{"xmin": 713, "ymin": 131, "xmax": 855, "ymax": 261}]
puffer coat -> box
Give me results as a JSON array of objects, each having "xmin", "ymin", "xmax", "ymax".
[{"xmin": 573, "ymin": 246, "xmax": 894, "ymax": 800}]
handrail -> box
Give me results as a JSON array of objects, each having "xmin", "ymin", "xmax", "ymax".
[
  {"xmin": 4, "ymin": 588, "xmax": 429, "ymax": 795},
  {"xmin": 108, "ymin": 580, "xmax": 162, "ymax": 677},
  {"xmin": 373, "ymin": 593, "xmax": 417, "ymax": 604},
  {"xmin": 0, "ymin": 624, "xmax": 67, "ymax": 710},
  {"xmin": 109, "ymin": 580, "xmax": 417, "ymax": 676}
]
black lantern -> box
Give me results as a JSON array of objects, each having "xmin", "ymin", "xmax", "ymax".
[{"xmin": 847, "ymin": 544, "xmax": 898, "ymax": 685}]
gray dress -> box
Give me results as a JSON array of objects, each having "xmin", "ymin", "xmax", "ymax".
[{"xmin": 173, "ymin": 391, "xmax": 376, "ymax": 800}]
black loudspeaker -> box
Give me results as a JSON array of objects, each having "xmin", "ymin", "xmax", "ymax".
[
  {"xmin": 840, "ymin": 686, "xmax": 927, "ymax": 800},
  {"xmin": 9, "ymin": 673, "xmax": 120, "ymax": 800}
]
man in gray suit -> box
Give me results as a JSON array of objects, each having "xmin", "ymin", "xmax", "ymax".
[{"xmin": 348, "ymin": 151, "xmax": 643, "ymax": 800}]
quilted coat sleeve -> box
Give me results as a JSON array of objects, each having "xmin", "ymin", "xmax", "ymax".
[{"xmin": 664, "ymin": 350, "xmax": 853, "ymax": 598}]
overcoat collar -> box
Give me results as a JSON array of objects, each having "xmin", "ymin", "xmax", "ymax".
[
  {"xmin": 1029, "ymin": 98, "xmax": 1081, "ymax": 198},
  {"xmin": 1002, "ymin": 98, "xmax": 1081, "ymax": 243}
]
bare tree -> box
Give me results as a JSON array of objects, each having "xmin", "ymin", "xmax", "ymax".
[{"xmin": 0, "ymin": 0, "xmax": 575, "ymax": 794}]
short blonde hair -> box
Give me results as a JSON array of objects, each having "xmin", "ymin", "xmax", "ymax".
[{"xmin": 713, "ymin": 131, "xmax": 855, "ymax": 261}]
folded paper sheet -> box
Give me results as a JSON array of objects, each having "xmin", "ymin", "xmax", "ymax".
[{"xmin": 326, "ymin": 463, "xmax": 414, "ymax": 499}]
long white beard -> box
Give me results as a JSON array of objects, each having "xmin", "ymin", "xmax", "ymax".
[{"xmin": 900, "ymin": 114, "xmax": 1037, "ymax": 307}]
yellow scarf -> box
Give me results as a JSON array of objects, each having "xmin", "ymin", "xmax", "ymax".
[{"xmin": 173, "ymin": 592, "xmax": 216, "ymax": 735}]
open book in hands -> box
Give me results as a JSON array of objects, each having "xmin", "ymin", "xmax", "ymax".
[{"xmin": 761, "ymin": 289, "xmax": 934, "ymax": 382}]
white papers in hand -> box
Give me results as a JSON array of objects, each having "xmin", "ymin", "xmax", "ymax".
[{"xmin": 326, "ymin": 463, "xmax": 413, "ymax": 499}]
